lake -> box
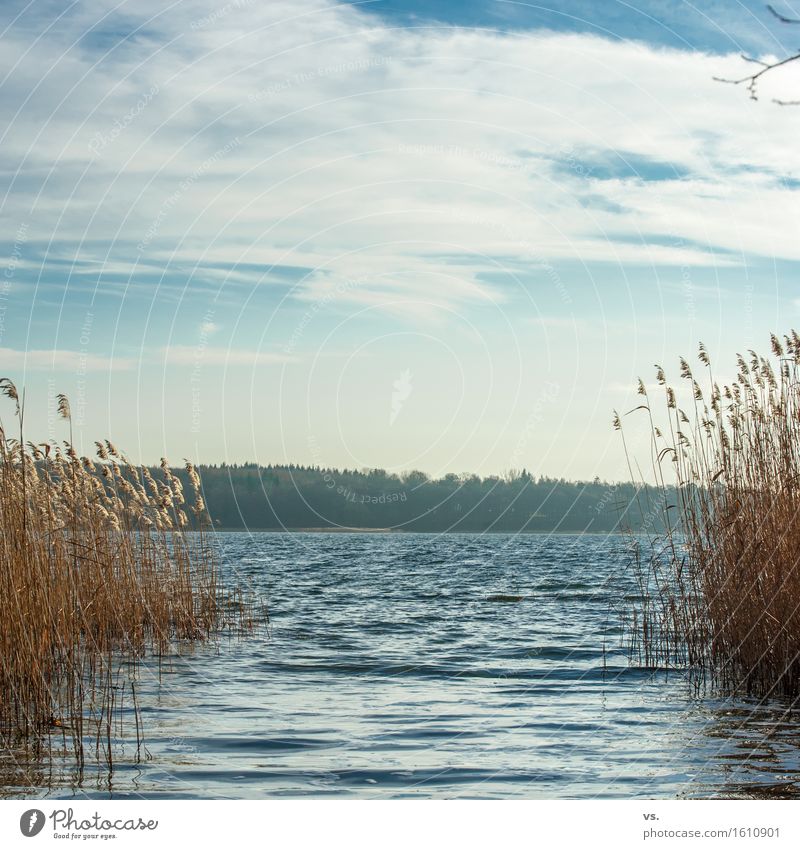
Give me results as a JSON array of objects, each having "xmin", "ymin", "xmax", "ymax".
[{"xmin": 3, "ymin": 532, "xmax": 800, "ymax": 799}]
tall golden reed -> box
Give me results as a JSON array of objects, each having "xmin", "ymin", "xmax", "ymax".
[
  {"xmin": 616, "ymin": 332, "xmax": 800, "ymax": 699},
  {"xmin": 0, "ymin": 379, "xmax": 242, "ymax": 765}
]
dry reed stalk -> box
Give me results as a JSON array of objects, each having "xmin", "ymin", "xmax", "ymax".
[
  {"xmin": 616, "ymin": 332, "xmax": 800, "ymax": 699},
  {"xmin": 0, "ymin": 381, "xmax": 255, "ymax": 763}
]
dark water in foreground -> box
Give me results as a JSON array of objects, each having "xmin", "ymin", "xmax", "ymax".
[{"xmin": 4, "ymin": 532, "xmax": 800, "ymax": 799}]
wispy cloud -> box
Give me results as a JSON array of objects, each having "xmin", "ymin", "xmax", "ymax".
[
  {"xmin": 0, "ymin": 347, "xmax": 132, "ymax": 371},
  {"xmin": 2, "ymin": 0, "xmax": 800, "ymax": 321},
  {"xmin": 0, "ymin": 345, "xmax": 295, "ymax": 371},
  {"xmin": 161, "ymin": 346, "xmax": 296, "ymax": 366}
]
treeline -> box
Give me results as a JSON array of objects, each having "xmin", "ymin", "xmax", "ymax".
[{"xmin": 156, "ymin": 463, "xmax": 671, "ymax": 532}]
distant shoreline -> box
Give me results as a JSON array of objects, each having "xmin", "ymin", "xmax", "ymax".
[
  {"xmin": 179, "ymin": 464, "xmax": 668, "ymax": 534},
  {"xmin": 211, "ymin": 527, "xmax": 627, "ymax": 534}
]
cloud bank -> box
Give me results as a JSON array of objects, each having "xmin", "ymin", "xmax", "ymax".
[{"xmin": 1, "ymin": 0, "xmax": 799, "ymax": 320}]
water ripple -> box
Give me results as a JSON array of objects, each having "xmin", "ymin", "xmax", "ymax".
[{"xmin": 5, "ymin": 532, "xmax": 800, "ymax": 799}]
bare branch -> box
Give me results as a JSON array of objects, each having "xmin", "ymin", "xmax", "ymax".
[
  {"xmin": 740, "ymin": 53, "xmax": 771, "ymax": 68},
  {"xmin": 714, "ymin": 50, "xmax": 800, "ymax": 100},
  {"xmin": 767, "ymin": 3, "xmax": 800, "ymax": 24},
  {"xmin": 715, "ymin": 5, "xmax": 800, "ymax": 102}
]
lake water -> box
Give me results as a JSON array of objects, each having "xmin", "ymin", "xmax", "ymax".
[{"xmin": 4, "ymin": 532, "xmax": 800, "ymax": 799}]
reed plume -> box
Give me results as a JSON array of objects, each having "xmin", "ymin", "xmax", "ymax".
[
  {"xmin": 0, "ymin": 382, "xmax": 252, "ymax": 765},
  {"xmin": 618, "ymin": 331, "xmax": 800, "ymax": 699}
]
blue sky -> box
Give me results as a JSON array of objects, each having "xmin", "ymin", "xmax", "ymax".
[
  {"xmin": 1, "ymin": 0, "xmax": 800, "ymax": 480},
  {"xmin": 349, "ymin": 0, "xmax": 796, "ymax": 52}
]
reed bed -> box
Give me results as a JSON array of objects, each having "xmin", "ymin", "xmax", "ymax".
[
  {"xmin": 616, "ymin": 331, "xmax": 800, "ymax": 700},
  {"xmin": 0, "ymin": 380, "xmax": 253, "ymax": 765}
]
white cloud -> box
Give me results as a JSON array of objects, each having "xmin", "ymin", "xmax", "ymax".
[{"xmin": 1, "ymin": 0, "xmax": 799, "ymax": 318}]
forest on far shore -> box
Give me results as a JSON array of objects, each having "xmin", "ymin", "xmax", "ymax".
[{"xmin": 160, "ymin": 463, "xmax": 672, "ymax": 533}]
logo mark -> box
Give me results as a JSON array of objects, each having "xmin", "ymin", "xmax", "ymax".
[
  {"xmin": 20, "ymin": 810, "xmax": 45, "ymax": 837},
  {"xmin": 390, "ymin": 369, "xmax": 413, "ymax": 425}
]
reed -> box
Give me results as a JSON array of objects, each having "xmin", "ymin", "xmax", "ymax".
[
  {"xmin": 616, "ymin": 332, "xmax": 800, "ymax": 699},
  {"xmin": 0, "ymin": 380, "xmax": 250, "ymax": 764}
]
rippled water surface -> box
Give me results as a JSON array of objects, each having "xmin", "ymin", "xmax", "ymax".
[{"xmin": 5, "ymin": 532, "xmax": 800, "ymax": 799}]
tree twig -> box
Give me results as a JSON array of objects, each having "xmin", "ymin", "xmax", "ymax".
[
  {"xmin": 767, "ymin": 3, "xmax": 800, "ymax": 25},
  {"xmin": 714, "ymin": 51, "xmax": 800, "ymax": 102},
  {"xmin": 714, "ymin": 5, "xmax": 800, "ymax": 103}
]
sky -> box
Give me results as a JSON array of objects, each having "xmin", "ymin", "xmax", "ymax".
[{"xmin": 1, "ymin": 0, "xmax": 800, "ymax": 481}]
